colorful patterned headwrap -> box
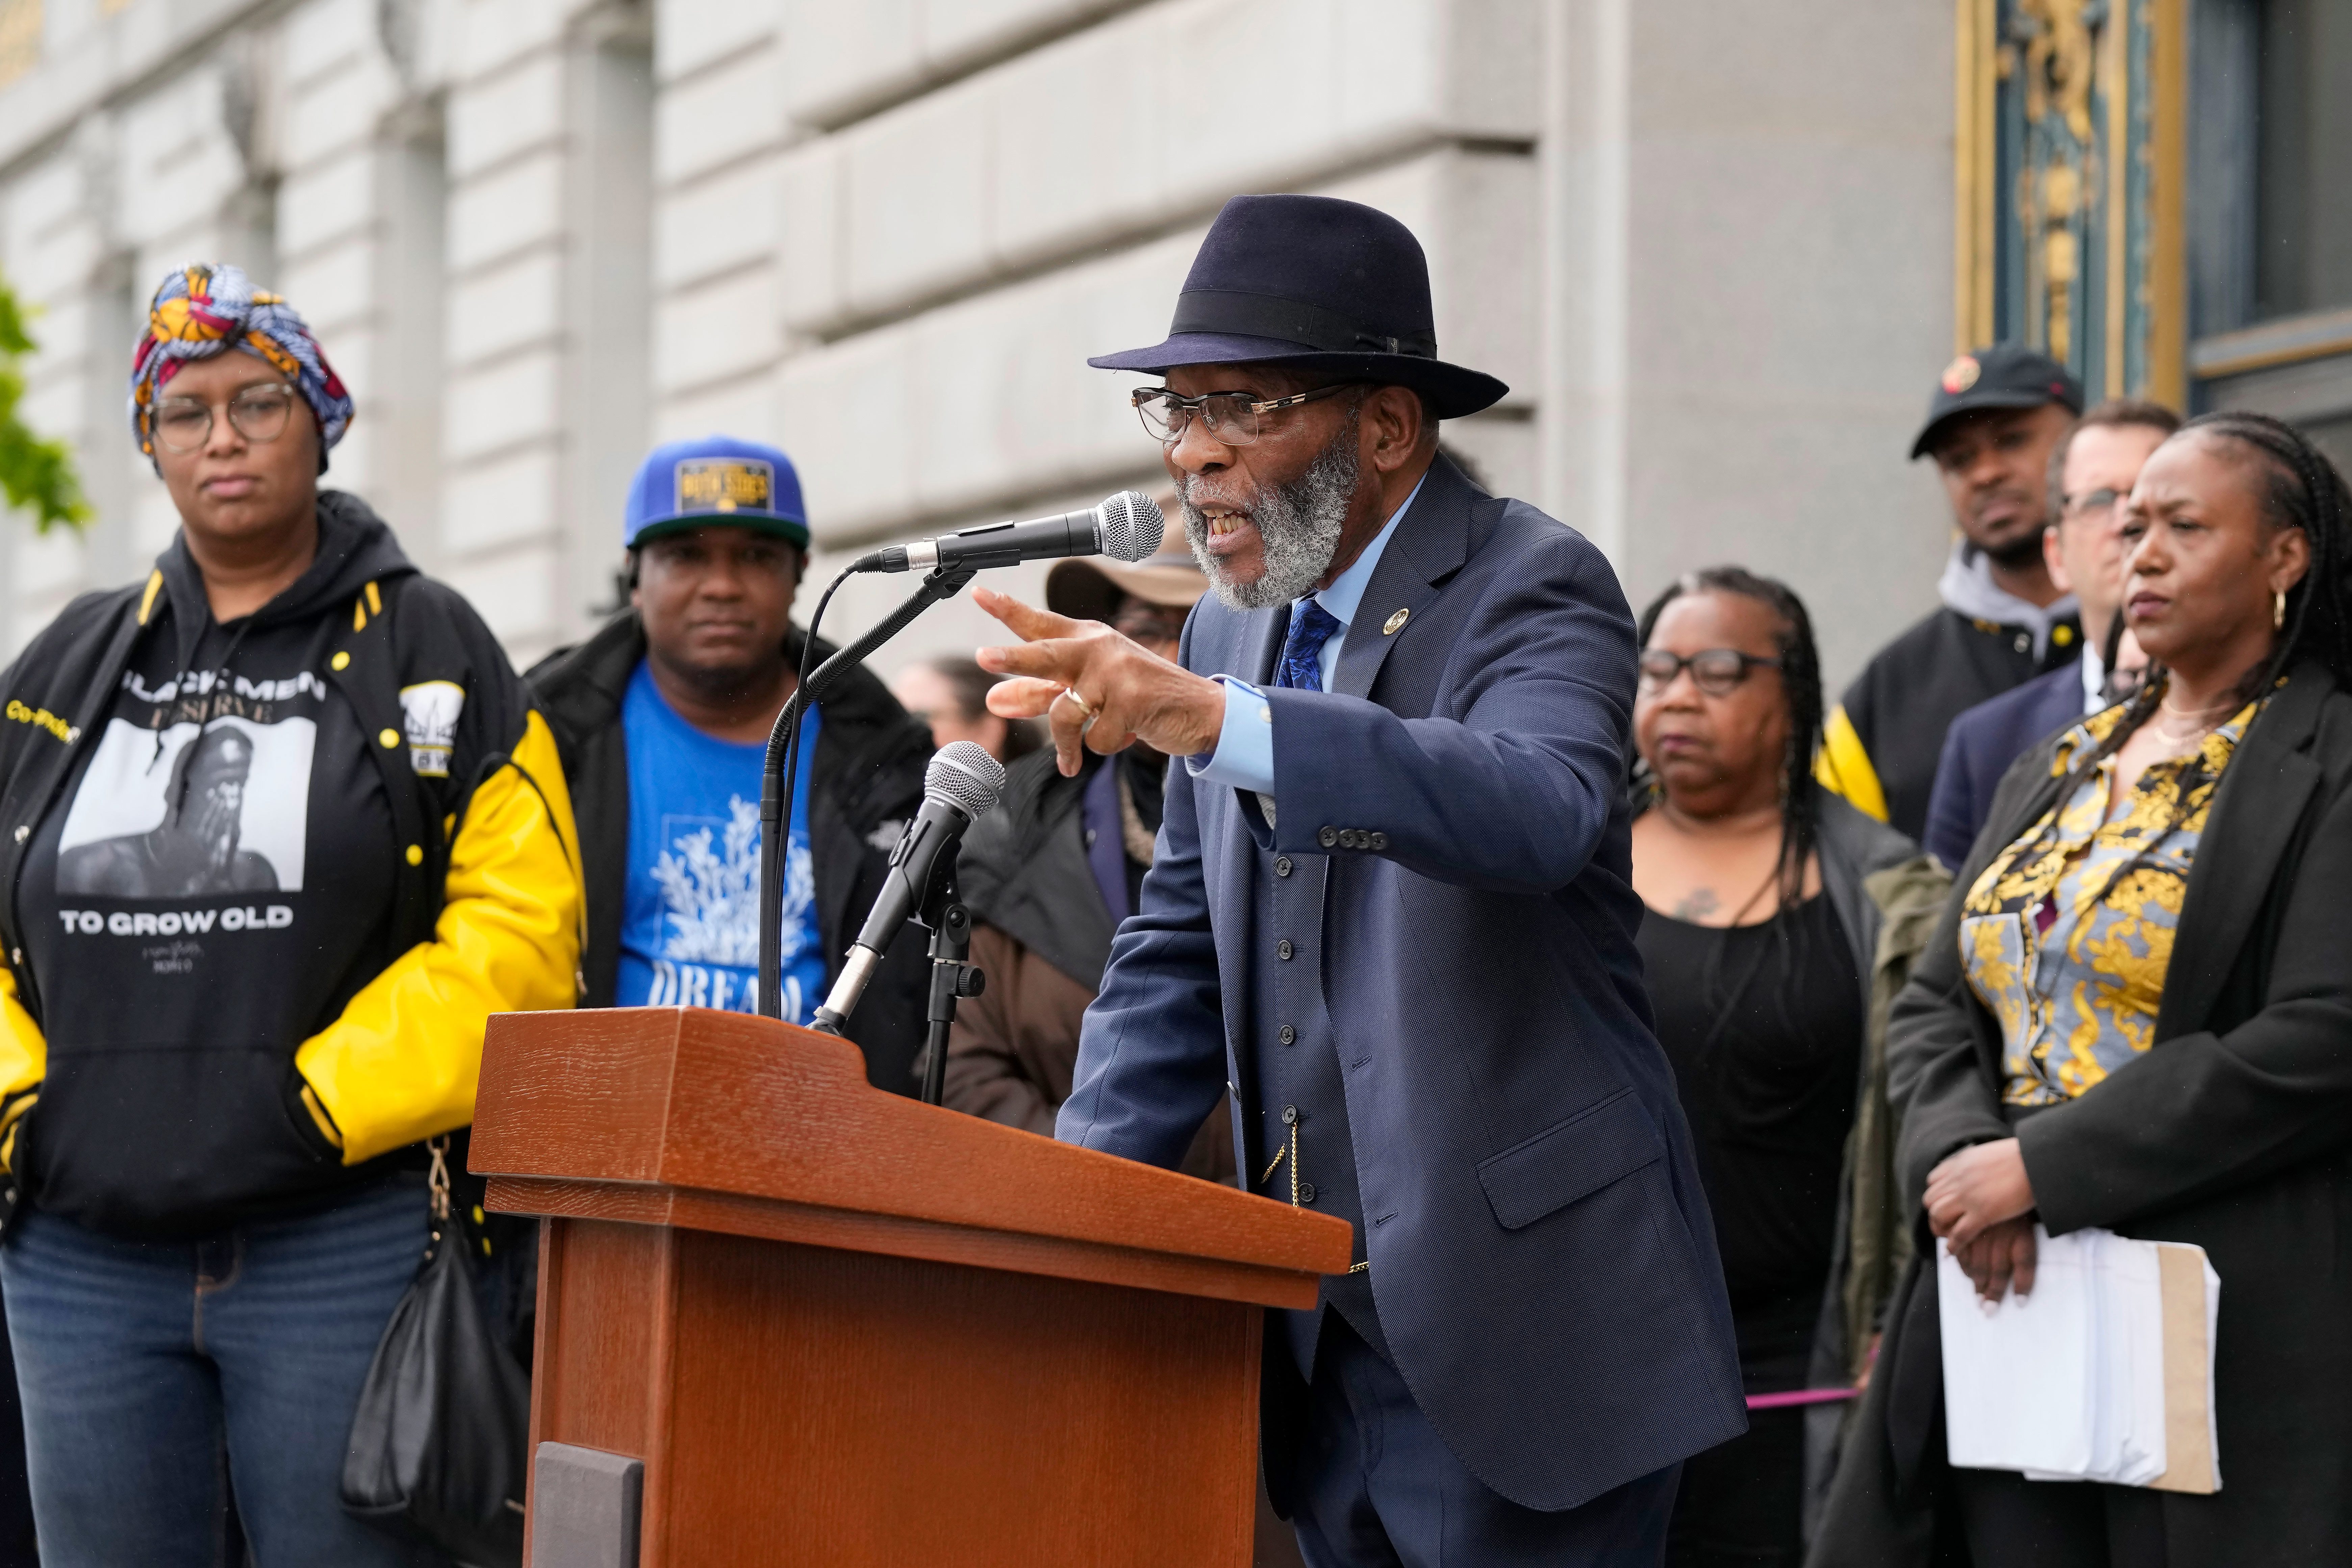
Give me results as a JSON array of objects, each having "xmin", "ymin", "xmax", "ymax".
[{"xmin": 127, "ymin": 263, "xmax": 354, "ymax": 468}]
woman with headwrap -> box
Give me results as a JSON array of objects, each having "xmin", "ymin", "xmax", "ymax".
[{"xmin": 0, "ymin": 262, "xmax": 583, "ymax": 1564}]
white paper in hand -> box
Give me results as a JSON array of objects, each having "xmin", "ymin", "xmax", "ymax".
[
  {"xmin": 1938, "ymin": 1229, "xmax": 2102, "ymax": 1477},
  {"xmin": 1938, "ymin": 1228, "xmax": 2217, "ymax": 1490}
]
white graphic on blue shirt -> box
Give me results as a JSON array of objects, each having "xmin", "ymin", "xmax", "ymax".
[{"xmin": 616, "ymin": 662, "xmax": 826, "ymax": 1021}]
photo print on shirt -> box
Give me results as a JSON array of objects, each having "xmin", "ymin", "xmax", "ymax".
[{"xmin": 55, "ymin": 715, "xmax": 315, "ymax": 898}]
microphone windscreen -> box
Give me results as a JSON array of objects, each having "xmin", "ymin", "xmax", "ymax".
[
  {"xmin": 925, "ymin": 741, "xmax": 1007, "ymax": 819},
  {"xmin": 1093, "ymin": 491, "xmax": 1165, "ymax": 564}
]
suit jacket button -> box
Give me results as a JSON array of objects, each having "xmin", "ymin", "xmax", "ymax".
[
  {"xmin": 1274, "ymin": 855, "xmax": 1293, "ymax": 877},
  {"xmin": 1297, "ymin": 1182, "xmax": 1317, "ymax": 1205},
  {"xmin": 1276, "ymin": 939, "xmax": 1294, "ymax": 961},
  {"xmin": 1278, "ymin": 1025, "xmax": 1297, "ymax": 1046},
  {"xmin": 1317, "ymin": 826, "xmax": 1338, "ymax": 848},
  {"xmin": 1370, "ymin": 831, "xmax": 1390, "ymax": 851},
  {"xmin": 1282, "ymin": 1104, "xmax": 1299, "ymax": 1123}
]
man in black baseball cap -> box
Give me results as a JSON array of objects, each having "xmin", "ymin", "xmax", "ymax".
[{"xmin": 1817, "ymin": 345, "xmax": 2086, "ymax": 843}]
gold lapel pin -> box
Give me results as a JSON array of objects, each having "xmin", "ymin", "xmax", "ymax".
[{"xmin": 1383, "ymin": 608, "xmax": 1410, "ymax": 636}]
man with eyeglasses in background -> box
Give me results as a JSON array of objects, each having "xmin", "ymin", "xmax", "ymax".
[
  {"xmin": 1921, "ymin": 398, "xmax": 2181, "ymax": 871},
  {"xmin": 964, "ymin": 194, "xmax": 1743, "ymax": 1567},
  {"xmin": 1817, "ymin": 347, "xmax": 2087, "ymax": 842}
]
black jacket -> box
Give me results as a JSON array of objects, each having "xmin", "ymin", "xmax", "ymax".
[
  {"xmin": 0, "ymin": 492, "xmax": 580, "ymax": 1238},
  {"xmin": 526, "ymin": 613, "xmax": 935, "ymax": 1094},
  {"xmin": 958, "ymin": 747, "xmax": 1156, "ymax": 991},
  {"xmin": 1823, "ymin": 607, "xmax": 2079, "ymax": 843},
  {"xmin": 1812, "ymin": 661, "xmax": 2352, "ymax": 1567}
]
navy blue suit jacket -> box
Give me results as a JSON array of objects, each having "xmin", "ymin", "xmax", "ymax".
[
  {"xmin": 1921, "ymin": 663, "xmax": 2086, "ymax": 872},
  {"xmin": 1057, "ymin": 458, "xmax": 1744, "ymax": 1512}
]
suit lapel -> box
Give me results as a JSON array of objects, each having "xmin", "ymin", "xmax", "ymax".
[
  {"xmin": 2155, "ymin": 664, "xmax": 2329, "ymax": 1039},
  {"xmin": 1333, "ymin": 457, "xmax": 1476, "ymax": 701},
  {"xmin": 2040, "ymin": 670, "xmax": 2086, "ymax": 734},
  {"xmin": 1243, "ymin": 601, "xmax": 1286, "ymax": 688}
]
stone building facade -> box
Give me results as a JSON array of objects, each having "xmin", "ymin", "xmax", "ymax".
[{"xmin": 0, "ymin": 0, "xmax": 1956, "ymax": 685}]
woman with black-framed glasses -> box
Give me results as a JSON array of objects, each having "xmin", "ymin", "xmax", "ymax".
[{"xmin": 1630, "ymin": 568, "xmax": 1948, "ymax": 1567}]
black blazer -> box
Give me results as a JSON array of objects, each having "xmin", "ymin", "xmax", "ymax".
[
  {"xmin": 1919, "ymin": 662, "xmax": 2085, "ymax": 872},
  {"xmin": 1813, "ymin": 661, "xmax": 2352, "ymax": 1568}
]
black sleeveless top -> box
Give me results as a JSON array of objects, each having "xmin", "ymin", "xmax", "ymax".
[{"xmin": 1639, "ymin": 893, "xmax": 1863, "ymax": 1388}]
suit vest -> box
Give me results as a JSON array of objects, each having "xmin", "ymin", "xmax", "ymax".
[{"xmin": 1247, "ymin": 834, "xmax": 1386, "ymax": 1377}]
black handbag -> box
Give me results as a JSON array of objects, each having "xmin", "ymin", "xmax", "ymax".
[{"xmin": 342, "ymin": 1138, "xmax": 532, "ymax": 1568}]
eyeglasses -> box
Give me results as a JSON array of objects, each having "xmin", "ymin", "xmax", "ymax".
[
  {"xmin": 2062, "ymin": 486, "xmax": 2126, "ymax": 520},
  {"xmin": 2102, "ymin": 662, "xmax": 2149, "ymax": 706},
  {"xmin": 1131, "ymin": 382, "xmax": 1358, "ymax": 447},
  {"xmin": 151, "ymin": 385, "xmax": 300, "ymax": 452},
  {"xmin": 1112, "ymin": 605, "xmax": 1189, "ymax": 644},
  {"xmin": 1637, "ymin": 648, "xmax": 1784, "ymax": 697}
]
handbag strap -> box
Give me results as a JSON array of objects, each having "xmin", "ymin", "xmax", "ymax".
[{"xmin": 427, "ymin": 1135, "xmax": 452, "ymax": 1232}]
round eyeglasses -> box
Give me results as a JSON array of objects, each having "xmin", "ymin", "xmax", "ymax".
[
  {"xmin": 1638, "ymin": 648, "xmax": 1784, "ymax": 697},
  {"xmin": 1131, "ymin": 382, "xmax": 1359, "ymax": 447},
  {"xmin": 151, "ymin": 384, "xmax": 300, "ymax": 452}
]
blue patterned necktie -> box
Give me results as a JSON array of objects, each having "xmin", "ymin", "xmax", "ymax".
[{"xmin": 1277, "ymin": 598, "xmax": 1343, "ymax": 692}]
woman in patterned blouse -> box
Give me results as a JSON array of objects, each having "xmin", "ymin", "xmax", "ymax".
[{"xmin": 1813, "ymin": 412, "xmax": 2352, "ymax": 1568}]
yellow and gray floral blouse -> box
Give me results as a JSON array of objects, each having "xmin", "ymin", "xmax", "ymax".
[{"xmin": 1961, "ymin": 701, "xmax": 2259, "ymax": 1106}]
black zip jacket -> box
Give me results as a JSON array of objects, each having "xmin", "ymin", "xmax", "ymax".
[
  {"xmin": 526, "ymin": 612, "xmax": 935, "ymax": 1094},
  {"xmin": 1819, "ymin": 607, "xmax": 2080, "ymax": 842},
  {"xmin": 0, "ymin": 492, "xmax": 582, "ymax": 1239}
]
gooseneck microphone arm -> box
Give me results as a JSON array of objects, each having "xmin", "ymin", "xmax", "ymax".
[
  {"xmin": 916, "ymin": 887, "xmax": 981, "ymax": 1107},
  {"xmin": 756, "ymin": 562, "xmax": 976, "ymax": 1019}
]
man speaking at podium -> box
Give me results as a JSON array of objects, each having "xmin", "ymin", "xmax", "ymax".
[{"xmin": 974, "ymin": 195, "xmax": 1743, "ymax": 1565}]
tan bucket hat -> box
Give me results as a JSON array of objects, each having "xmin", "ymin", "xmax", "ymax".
[{"xmin": 1045, "ymin": 548, "xmax": 1208, "ymax": 625}]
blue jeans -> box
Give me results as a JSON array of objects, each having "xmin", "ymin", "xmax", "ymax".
[{"xmin": 1, "ymin": 1180, "xmax": 447, "ymax": 1568}]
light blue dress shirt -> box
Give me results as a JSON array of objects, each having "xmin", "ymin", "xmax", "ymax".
[{"xmin": 1189, "ymin": 473, "xmax": 1427, "ymax": 796}]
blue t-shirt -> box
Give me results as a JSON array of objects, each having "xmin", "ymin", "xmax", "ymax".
[{"xmin": 616, "ymin": 661, "xmax": 826, "ymax": 1021}]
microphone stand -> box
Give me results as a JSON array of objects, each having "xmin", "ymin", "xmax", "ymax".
[
  {"xmin": 916, "ymin": 860, "xmax": 983, "ymax": 1107},
  {"xmin": 758, "ymin": 562, "xmax": 977, "ymax": 1020}
]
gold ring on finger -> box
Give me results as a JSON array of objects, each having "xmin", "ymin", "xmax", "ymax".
[{"xmin": 1055, "ymin": 686, "xmax": 1101, "ymax": 739}]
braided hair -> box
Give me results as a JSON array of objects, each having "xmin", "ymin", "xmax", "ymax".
[
  {"xmin": 1634, "ymin": 566, "xmax": 1825, "ymax": 915},
  {"xmin": 2003, "ymin": 412, "xmax": 2352, "ymax": 899},
  {"xmin": 1634, "ymin": 566, "xmax": 1829, "ymax": 1099}
]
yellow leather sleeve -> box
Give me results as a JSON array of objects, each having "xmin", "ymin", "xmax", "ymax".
[
  {"xmin": 294, "ymin": 709, "xmax": 584, "ymax": 1165},
  {"xmin": 1815, "ymin": 703, "xmax": 1891, "ymax": 824},
  {"xmin": 0, "ymin": 964, "xmax": 44, "ymax": 1175}
]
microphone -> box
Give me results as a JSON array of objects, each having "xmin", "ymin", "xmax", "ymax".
[
  {"xmin": 809, "ymin": 741, "xmax": 1007, "ymax": 1035},
  {"xmin": 849, "ymin": 491, "xmax": 1164, "ymax": 575}
]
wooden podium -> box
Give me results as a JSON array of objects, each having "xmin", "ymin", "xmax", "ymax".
[{"xmin": 471, "ymin": 1007, "xmax": 1352, "ymax": 1567}]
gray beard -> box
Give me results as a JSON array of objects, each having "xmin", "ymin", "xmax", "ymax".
[{"xmin": 1180, "ymin": 425, "xmax": 1360, "ymax": 611}]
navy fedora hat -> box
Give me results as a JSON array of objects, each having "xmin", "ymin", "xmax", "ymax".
[{"xmin": 1089, "ymin": 194, "xmax": 1509, "ymax": 419}]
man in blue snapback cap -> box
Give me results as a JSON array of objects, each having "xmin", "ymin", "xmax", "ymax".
[{"xmin": 527, "ymin": 436, "xmax": 937, "ymax": 1090}]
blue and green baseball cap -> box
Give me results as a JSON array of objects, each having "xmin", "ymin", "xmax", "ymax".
[{"xmin": 623, "ymin": 435, "xmax": 809, "ymax": 549}]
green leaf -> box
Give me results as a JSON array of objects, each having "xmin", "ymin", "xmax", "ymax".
[{"xmin": 0, "ymin": 268, "xmax": 92, "ymax": 535}]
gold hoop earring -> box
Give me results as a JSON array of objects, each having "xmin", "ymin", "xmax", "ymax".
[{"xmin": 2275, "ymin": 590, "xmax": 2287, "ymax": 630}]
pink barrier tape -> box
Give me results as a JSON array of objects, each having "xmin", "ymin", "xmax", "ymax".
[{"xmin": 1744, "ymin": 1388, "xmax": 1860, "ymax": 1410}]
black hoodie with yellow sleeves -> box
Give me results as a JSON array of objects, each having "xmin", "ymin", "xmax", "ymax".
[{"xmin": 0, "ymin": 491, "xmax": 581, "ymax": 1239}]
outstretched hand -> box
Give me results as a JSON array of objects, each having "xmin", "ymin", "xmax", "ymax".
[{"xmin": 972, "ymin": 586, "xmax": 1226, "ymax": 776}]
